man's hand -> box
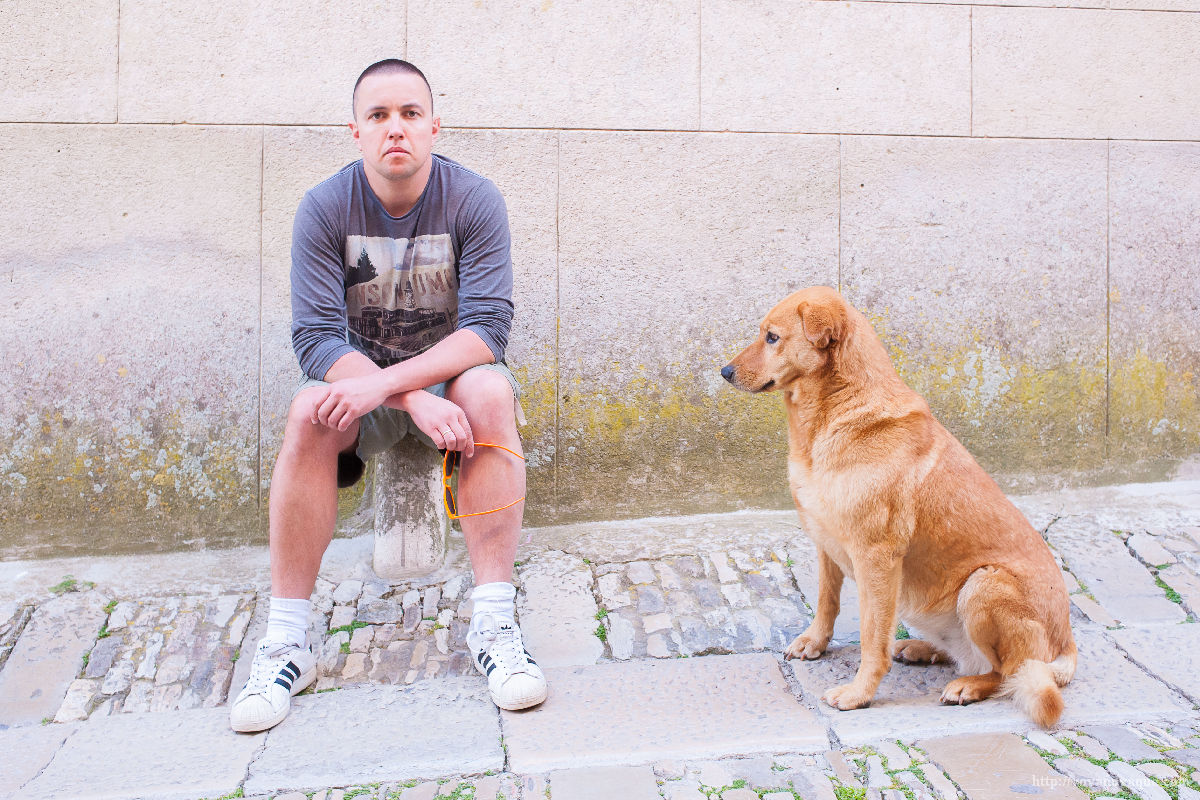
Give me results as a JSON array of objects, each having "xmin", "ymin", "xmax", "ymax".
[
  {"xmin": 311, "ymin": 374, "xmax": 391, "ymax": 432},
  {"xmin": 397, "ymin": 390, "xmax": 475, "ymax": 455}
]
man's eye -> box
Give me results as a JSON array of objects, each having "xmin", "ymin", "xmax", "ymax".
[{"xmin": 765, "ymin": 332, "xmax": 779, "ymax": 344}]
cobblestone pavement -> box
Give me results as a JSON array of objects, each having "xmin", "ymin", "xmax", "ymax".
[{"xmin": 1, "ymin": 480, "xmax": 1198, "ymax": 799}]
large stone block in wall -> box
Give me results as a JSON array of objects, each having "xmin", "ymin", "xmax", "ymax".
[
  {"xmin": 409, "ymin": 0, "xmax": 699, "ymax": 130},
  {"xmin": 0, "ymin": 124, "xmax": 263, "ymax": 558},
  {"xmin": 259, "ymin": 127, "xmax": 364, "ymax": 535},
  {"xmin": 118, "ymin": 0, "xmax": 406, "ymax": 124},
  {"xmin": 436, "ymin": 130, "xmax": 560, "ymax": 521},
  {"xmin": 259, "ymin": 128, "xmax": 560, "ymax": 527},
  {"xmin": 0, "ymin": 0, "xmax": 118, "ymax": 122},
  {"xmin": 1108, "ymin": 142, "xmax": 1200, "ymax": 471},
  {"xmin": 556, "ymin": 131, "xmax": 839, "ymax": 521},
  {"xmin": 974, "ymin": 7, "xmax": 1200, "ymax": 140},
  {"xmin": 701, "ymin": 0, "xmax": 970, "ymax": 135},
  {"xmin": 840, "ymin": 136, "xmax": 1108, "ymax": 490}
]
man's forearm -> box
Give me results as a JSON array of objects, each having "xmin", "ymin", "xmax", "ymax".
[{"xmin": 322, "ymin": 328, "xmax": 496, "ymax": 407}]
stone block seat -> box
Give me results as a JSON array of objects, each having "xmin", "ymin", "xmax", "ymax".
[{"xmin": 373, "ymin": 436, "xmax": 448, "ymax": 579}]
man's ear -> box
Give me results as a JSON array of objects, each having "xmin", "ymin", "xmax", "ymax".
[{"xmin": 798, "ymin": 301, "xmax": 844, "ymax": 349}]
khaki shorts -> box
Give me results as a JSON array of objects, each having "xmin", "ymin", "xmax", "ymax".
[{"xmin": 295, "ymin": 362, "xmax": 521, "ymax": 488}]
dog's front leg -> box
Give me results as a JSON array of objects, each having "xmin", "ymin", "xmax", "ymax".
[
  {"xmin": 823, "ymin": 550, "xmax": 902, "ymax": 710},
  {"xmin": 785, "ymin": 548, "xmax": 843, "ymax": 660}
]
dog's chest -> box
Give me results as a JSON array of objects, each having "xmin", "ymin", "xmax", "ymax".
[{"xmin": 788, "ymin": 460, "xmax": 857, "ymax": 579}]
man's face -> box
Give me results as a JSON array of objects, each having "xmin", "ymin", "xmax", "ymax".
[{"xmin": 350, "ymin": 71, "xmax": 440, "ymax": 186}]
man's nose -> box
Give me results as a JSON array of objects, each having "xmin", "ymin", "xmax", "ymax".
[{"xmin": 720, "ymin": 365, "xmax": 735, "ymax": 383}]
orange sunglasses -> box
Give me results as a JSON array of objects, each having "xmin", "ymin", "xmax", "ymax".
[{"xmin": 441, "ymin": 442, "xmax": 526, "ymax": 520}]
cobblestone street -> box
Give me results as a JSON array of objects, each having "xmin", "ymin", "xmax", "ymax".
[{"xmin": 2, "ymin": 479, "xmax": 1199, "ymax": 799}]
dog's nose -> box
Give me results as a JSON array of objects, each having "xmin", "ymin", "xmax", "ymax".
[{"xmin": 720, "ymin": 365, "xmax": 735, "ymax": 383}]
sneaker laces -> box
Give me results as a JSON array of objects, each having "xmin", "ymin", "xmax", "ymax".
[
  {"xmin": 244, "ymin": 641, "xmax": 295, "ymax": 693},
  {"xmin": 476, "ymin": 616, "xmax": 532, "ymax": 675}
]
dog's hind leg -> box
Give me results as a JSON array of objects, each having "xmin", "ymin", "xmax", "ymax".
[
  {"xmin": 952, "ymin": 566, "xmax": 1065, "ymax": 727},
  {"xmin": 941, "ymin": 671, "xmax": 1003, "ymax": 704},
  {"xmin": 892, "ymin": 638, "xmax": 950, "ymax": 665},
  {"xmin": 785, "ymin": 548, "xmax": 843, "ymax": 661}
]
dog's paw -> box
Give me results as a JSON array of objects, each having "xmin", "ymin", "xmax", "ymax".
[
  {"xmin": 940, "ymin": 675, "xmax": 1000, "ymax": 706},
  {"xmin": 822, "ymin": 682, "xmax": 874, "ymax": 711},
  {"xmin": 784, "ymin": 633, "xmax": 828, "ymax": 661},
  {"xmin": 892, "ymin": 639, "xmax": 947, "ymax": 665}
]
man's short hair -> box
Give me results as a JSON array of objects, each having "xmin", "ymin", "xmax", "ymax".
[{"xmin": 352, "ymin": 59, "xmax": 433, "ymax": 118}]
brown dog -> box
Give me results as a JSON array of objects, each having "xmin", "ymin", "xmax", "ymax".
[{"xmin": 721, "ymin": 286, "xmax": 1075, "ymax": 727}]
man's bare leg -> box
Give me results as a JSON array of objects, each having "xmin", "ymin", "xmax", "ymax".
[
  {"xmin": 231, "ymin": 387, "xmax": 359, "ymax": 732},
  {"xmin": 444, "ymin": 371, "xmax": 524, "ymax": 583},
  {"xmin": 269, "ymin": 387, "xmax": 361, "ymax": 599},
  {"xmin": 445, "ymin": 369, "xmax": 545, "ymax": 710}
]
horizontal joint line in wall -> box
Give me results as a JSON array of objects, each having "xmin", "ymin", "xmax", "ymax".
[
  {"xmin": 1, "ymin": 122, "xmax": 1196, "ymax": 145},
  {"xmin": 823, "ymin": 0, "xmax": 1197, "ymax": 12}
]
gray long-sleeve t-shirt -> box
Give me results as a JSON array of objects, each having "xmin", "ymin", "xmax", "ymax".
[{"xmin": 290, "ymin": 155, "xmax": 514, "ymax": 381}]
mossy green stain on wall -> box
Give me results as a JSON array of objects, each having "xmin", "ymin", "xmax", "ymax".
[
  {"xmin": 1110, "ymin": 350, "xmax": 1200, "ymax": 461},
  {"xmin": 4, "ymin": 338, "xmax": 1197, "ymax": 557},
  {"xmin": 554, "ymin": 367, "xmax": 794, "ymax": 522},
  {"xmin": 1, "ymin": 405, "xmax": 258, "ymax": 559},
  {"xmin": 866, "ymin": 310, "xmax": 1109, "ymax": 478}
]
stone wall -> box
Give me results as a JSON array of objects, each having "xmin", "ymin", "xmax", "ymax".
[{"xmin": 1, "ymin": 0, "xmax": 1197, "ymax": 558}]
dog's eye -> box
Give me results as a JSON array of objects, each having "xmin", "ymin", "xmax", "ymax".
[{"xmin": 765, "ymin": 332, "xmax": 779, "ymax": 344}]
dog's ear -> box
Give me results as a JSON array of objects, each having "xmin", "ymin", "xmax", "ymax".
[{"xmin": 798, "ymin": 300, "xmax": 845, "ymax": 349}]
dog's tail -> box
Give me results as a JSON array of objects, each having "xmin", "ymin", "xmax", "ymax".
[{"xmin": 998, "ymin": 646, "xmax": 1075, "ymax": 728}]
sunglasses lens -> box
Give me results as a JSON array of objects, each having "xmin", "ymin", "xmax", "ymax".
[{"xmin": 443, "ymin": 487, "xmax": 456, "ymax": 515}]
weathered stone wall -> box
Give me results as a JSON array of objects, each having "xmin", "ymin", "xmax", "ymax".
[{"xmin": 1, "ymin": 0, "xmax": 1197, "ymax": 558}]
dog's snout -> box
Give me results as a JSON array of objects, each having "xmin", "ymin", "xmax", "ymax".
[{"xmin": 720, "ymin": 364, "xmax": 735, "ymax": 383}]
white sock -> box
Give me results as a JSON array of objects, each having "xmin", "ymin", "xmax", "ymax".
[
  {"xmin": 265, "ymin": 596, "xmax": 310, "ymax": 648},
  {"xmin": 470, "ymin": 582, "xmax": 516, "ymax": 631}
]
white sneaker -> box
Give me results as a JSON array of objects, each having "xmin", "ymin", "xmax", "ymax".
[
  {"xmin": 468, "ymin": 614, "xmax": 548, "ymax": 711},
  {"xmin": 229, "ymin": 639, "xmax": 316, "ymax": 733}
]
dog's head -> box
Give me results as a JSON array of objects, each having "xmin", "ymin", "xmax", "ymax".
[{"xmin": 720, "ymin": 286, "xmax": 849, "ymax": 393}]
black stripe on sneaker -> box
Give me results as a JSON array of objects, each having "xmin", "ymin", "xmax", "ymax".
[
  {"xmin": 281, "ymin": 661, "xmax": 301, "ymax": 680},
  {"xmin": 479, "ymin": 653, "xmax": 493, "ymax": 669},
  {"xmin": 524, "ymin": 650, "xmax": 538, "ymax": 665},
  {"xmin": 274, "ymin": 676, "xmax": 293, "ymax": 690},
  {"xmin": 485, "ymin": 663, "xmax": 496, "ymax": 675}
]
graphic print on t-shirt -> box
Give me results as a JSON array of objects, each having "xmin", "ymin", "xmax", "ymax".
[{"xmin": 344, "ymin": 234, "xmax": 458, "ymax": 363}]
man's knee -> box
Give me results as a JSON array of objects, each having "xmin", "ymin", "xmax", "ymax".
[
  {"xmin": 282, "ymin": 388, "xmax": 358, "ymax": 455},
  {"xmin": 446, "ymin": 370, "xmax": 516, "ymax": 434}
]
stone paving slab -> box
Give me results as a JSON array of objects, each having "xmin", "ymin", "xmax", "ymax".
[
  {"xmin": 1047, "ymin": 518, "xmax": 1186, "ymax": 626},
  {"xmin": 1078, "ymin": 725, "xmax": 1164, "ymax": 762},
  {"xmin": 245, "ymin": 679, "xmax": 503, "ymax": 794},
  {"xmin": 1109, "ymin": 626, "xmax": 1200, "ymax": 705},
  {"xmin": 1157, "ymin": 564, "xmax": 1200, "ymax": 616},
  {"xmin": 1015, "ymin": 481, "xmax": 1200, "ymax": 535},
  {"xmin": 550, "ymin": 765, "xmax": 661, "ymax": 799},
  {"xmin": 789, "ymin": 628, "xmax": 1192, "ymax": 745},
  {"xmin": 920, "ymin": 733, "xmax": 1088, "ymax": 800},
  {"xmin": 516, "ymin": 551, "xmax": 604, "ymax": 668},
  {"xmin": 0, "ymin": 590, "xmax": 109, "ymax": 725},
  {"xmin": 527, "ymin": 510, "xmax": 801, "ymax": 563},
  {"xmin": 501, "ymin": 653, "xmax": 828, "ymax": 773},
  {"xmin": 19, "ymin": 707, "xmax": 262, "ymax": 800},
  {"xmin": 0, "ymin": 721, "xmax": 77, "ymax": 795}
]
